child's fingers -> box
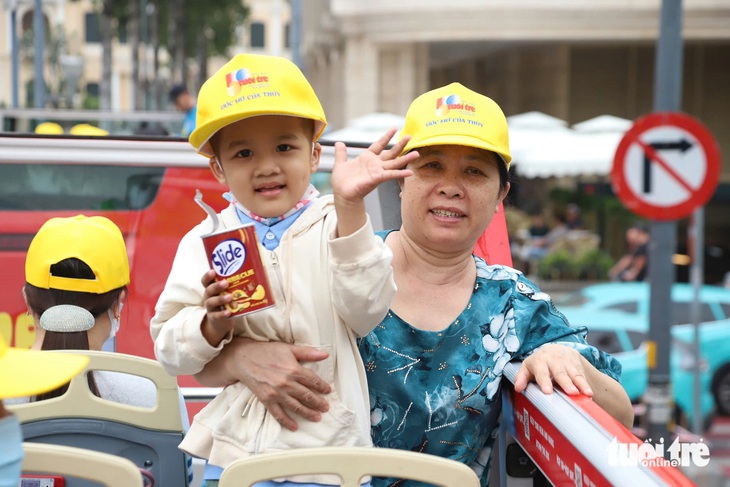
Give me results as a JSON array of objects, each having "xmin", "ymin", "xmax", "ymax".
[
  {"xmin": 367, "ymin": 127, "xmax": 398, "ymax": 155},
  {"xmin": 383, "ymin": 135, "xmax": 412, "ymax": 160},
  {"xmin": 333, "ymin": 141, "xmax": 348, "ymax": 165},
  {"xmin": 200, "ymin": 269, "xmax": 219, "ymax": 288}
]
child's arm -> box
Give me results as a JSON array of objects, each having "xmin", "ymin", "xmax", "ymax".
[
  {"xmin": 330, "ymin": 129, "xmax": 417, "ymax": 237},
  {"xmin": 326, "ymin": 130, "xmax": 419, "ymax": 336},
  {"xmin": 150, "ymin": 228, "xmax": 232, "ymax": 376}
]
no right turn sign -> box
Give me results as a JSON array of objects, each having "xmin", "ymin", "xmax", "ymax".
[{"xmin": 611, "ymin": 112, "xmax": 720, "ymax": 221}]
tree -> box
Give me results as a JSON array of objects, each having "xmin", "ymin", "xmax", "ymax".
[{"xmin": 185, "ymin": 0, "xmax": 249, "ymax": 90}]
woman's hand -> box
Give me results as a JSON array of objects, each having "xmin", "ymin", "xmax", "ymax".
[
  {"xmin": 194, "ymin": 337, "xmax": 332, "ymax": 432},
  {"xmin": 513, "ymin": 343, "xmax": 634, "ymax": 429},
  {"xmin": 514, "ymin": 343, "xmax": 592, "ymax": 396}
]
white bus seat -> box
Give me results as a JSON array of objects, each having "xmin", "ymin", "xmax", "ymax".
[
  {"xmin": 22, "ymin": 442, "xmax": 143, "ymax": 487},
  {"xmin": 9, "ymin": 350, "xmax": 189, "ymax": 487},
  {"xmin": 218, "ymin": 446, "xmax": 481, "ymax": 487}
]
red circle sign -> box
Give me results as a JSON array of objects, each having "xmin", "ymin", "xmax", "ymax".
[{"xmin": 611, "ymin": 112, "xmax": 720, "ymax": 221}]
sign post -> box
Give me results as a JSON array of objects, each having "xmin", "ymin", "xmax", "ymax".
[{"xmin": 611, "ymin": 0, "xmax": 721, "ymax": 448}]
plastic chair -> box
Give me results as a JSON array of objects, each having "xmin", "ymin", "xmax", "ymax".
[
  {"xmin": 9, "ymin": 350, "xmax": 189, "ymax": 487},
  {"xmin": 22, "ymin": 442, "xmax": 143, "ymax": 487},
  {"xmin": 218, "ymin": 446, "xmax": 481, "ymax": 487}
]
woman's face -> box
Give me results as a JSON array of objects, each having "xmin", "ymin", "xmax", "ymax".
[{"xmin": 399, "ymin": 144, "xmax": 509, "ymax": 254}]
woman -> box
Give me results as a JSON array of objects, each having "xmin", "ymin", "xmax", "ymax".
[
  {"xmin": 10, "ymin": 214, "xmax": 155, "ymax": 407},
  {"xmin": 195, "ymin": 83, "xmax": 633, "ymax": 484}
]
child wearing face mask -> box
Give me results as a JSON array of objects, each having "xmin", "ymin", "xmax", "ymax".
[
  {"xmin": 8, "ymin": 215, "xmax": 155, "ymax": 408},
  {"xmin": 0, "ymin": 334, "xmax": 88, "ymax": 487}
]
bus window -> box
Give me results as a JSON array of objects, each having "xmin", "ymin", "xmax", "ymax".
[{"xmin": 0, "ymin": 163, "xmax": 166, "ymax": 211}]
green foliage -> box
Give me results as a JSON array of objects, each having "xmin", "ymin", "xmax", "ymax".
[
  {"xmin": 83, "ymin": 95, "xmax": 100, "ymax": 110},
  {"xmin": 537, "ymin": 246, "xmax": 615, "ymax": 281},
  {"xmin": 188, "ymin": 0, "xmax": 250, "ymax": 56},
  {"xmin": 538, "ymin": 250, "xmax": 577, "ymax": 280}
]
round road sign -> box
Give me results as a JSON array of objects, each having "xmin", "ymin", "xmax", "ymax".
[{"xmin": 611, "ymin": 112, "xmax": 720, "ymax": 220}]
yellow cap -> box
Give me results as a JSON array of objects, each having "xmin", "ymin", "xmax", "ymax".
[
  {"xmin": 70, "ymin": 123, "xmax": 109, "ymax": 136},
  {"xmin": 401, "ymin": 82, "xmax": 511, "ymax": 168},
  {"xmin": 35, "ymin": 122, "xmax": 64, "ymax": 135},
  {"xmin": 190, "ymin": 53, "xmax": 327, "ymax": 157},
  {"xmin": 26, "ymin": 215, "xmax": 130, "ymax": 294},
  {"xmin": 0, "ymin": 334, "xmax": 88, "ymax": 399}
]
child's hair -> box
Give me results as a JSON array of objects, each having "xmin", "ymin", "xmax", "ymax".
[
  {"xmin": 189, "ymin": 53, "xmax": 327, "ymax": 158},
  {"xmin": 208, "ymin": 116, "xmax": 316, "ymax": 160}
]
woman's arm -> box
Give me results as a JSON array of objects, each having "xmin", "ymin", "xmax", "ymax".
[
  {"xmin": 513, "ymin": 343, "xmax": 634, "ymax": 429},
  {"xmin": 193, "ymin": 337, "xmax": 332, "ymax": 431}
]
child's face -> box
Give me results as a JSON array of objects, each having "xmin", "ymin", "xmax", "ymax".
[{"xmin": 209, "ymin": 115, "xmax": 320, "ymax": 218}]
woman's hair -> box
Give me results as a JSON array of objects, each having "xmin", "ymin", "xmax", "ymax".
[
  {"xmin": 496, "ymin": 154, "xmax": 510, "ymax": 193},
  {"xmin": 24, "ymin": 257, "xmax": 126, "ymax": 401}
]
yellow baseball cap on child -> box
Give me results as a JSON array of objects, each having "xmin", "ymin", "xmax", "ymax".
[
  {"xmin": 25, "ymin": 215, "xmax": 130, "ymax": 294},
  {"xmin": 401, "ymin": 82, "xmax": 512, "ymax": 168},
  {"xmin": 190, "ymin": 53, "xmax": 327, "ymax": 157},
  {"xmin": 0, "ymin": 334, "xmax": 88, "ymax": 399}
]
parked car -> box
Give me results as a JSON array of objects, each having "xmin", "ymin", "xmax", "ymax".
[
  {"xmin": 561, "ymin": 307, "xmax": 714, "ymax": 428},
  {"xmin": 553, "ymin": 281, "xmax": 730, "ymax": 323},
  {"xmin": 554, "ymin": 282, "xmax": 730, "ymax": 416}
]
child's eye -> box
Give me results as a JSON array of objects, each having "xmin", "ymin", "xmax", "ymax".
[
  {"xmin": 277, "ymin": 144, "xmax": 293, "ymax": 152},
  {"xmin": 235, "ymin": 149, "xmax": 253, "ymax": 158}
]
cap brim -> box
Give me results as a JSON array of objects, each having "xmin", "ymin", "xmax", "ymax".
[
  {"xmin": 403, "ymin": 133, "xmax": 512, "ymax": 166},
  {"xmin": 0, "ymin": 349, "xmax": 88, "ymax": 399},
  {"xmin": 193, "ymin": 112, "xmax": 326, "ymax": 158}
]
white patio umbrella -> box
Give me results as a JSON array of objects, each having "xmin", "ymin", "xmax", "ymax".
[
  {"xmin": 320, "ymin": 112, "xmax": 405, "ymax": 145},
  {"xmin": 507, "ymin": 112, "xmax": 575, "ymax": 177},
  {"xmin": 508, "ymin": 113, "xmax": 632, "ymax": 178}
]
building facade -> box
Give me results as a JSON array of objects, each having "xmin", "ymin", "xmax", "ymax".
[{"xmin": 0, "ymin": 0, "xmax": 291, "ymax": 111}]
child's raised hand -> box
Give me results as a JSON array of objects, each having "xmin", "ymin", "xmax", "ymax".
[
  {"xmin": 330, "ymin": 128, "xmax": 417, "ymax": 204},
  {"xmin": 200, "ymin": 269, "xmax": 235, "ymax": 346},
  {"xmin": 330, "ymin": 128, "xmax": 418, "ymax": 237}
]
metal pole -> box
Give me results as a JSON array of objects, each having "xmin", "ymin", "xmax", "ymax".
[
  {"xmin": 646, "ymin": 0, "xmax": 684, "ymax": 447},
  {"xmin": 690, "ymin": 209, "xmax": 704, "ymax": 434},
  {"xmin": 10, "ymin": 4, "xmax": 20, "ymax": 108},
  {"xmin": 291, "ymin": 0, "xmax": 302, "ymax": 68},
  {"xmin": 33, "ymin": 0, "xmax": 46, "ymax": 109}
]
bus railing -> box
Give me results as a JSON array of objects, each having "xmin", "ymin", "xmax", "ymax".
[{"xmin": 500, "ymin": 362, "xmax": 696, "ymax": 486}]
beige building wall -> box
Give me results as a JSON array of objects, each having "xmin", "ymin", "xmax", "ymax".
[{"xmin": 0, "ymin": 0, "xmax": 292, "ymax": 111}]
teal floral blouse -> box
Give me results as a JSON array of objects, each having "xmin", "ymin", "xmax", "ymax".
[{"xmin": 359, "ymin": 241, "xmax": 622, "ymax": 486}]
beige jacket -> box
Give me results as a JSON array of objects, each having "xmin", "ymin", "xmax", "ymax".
[{"xmin": 150, "ymin": 196, "xmax": 395, "ymax": 480}]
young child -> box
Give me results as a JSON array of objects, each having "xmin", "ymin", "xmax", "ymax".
[{"xmin": 150, "ymin": 53, "xmax": 417, "ymax": 484}]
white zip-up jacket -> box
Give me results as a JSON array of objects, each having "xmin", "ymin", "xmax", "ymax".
[{"xmin": 150, "ymin": 196, "xmax": 395, "ymax": 480}]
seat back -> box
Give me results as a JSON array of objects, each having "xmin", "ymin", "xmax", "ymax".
[
  {"xmin": 9, "ymin": 350, "xmax": 188, "ymax": 487},
  {"xmin": 22, "ymin": 442, "xmax": 143, "ymax": 487},
  {"xmin": 218, "ymin": 447, "xmax": 480, "ymax": 487}
]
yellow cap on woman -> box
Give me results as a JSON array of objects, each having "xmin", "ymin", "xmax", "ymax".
[{"xmin": 401, "ymin": 82, "xmax": 511, "ymax": 167}]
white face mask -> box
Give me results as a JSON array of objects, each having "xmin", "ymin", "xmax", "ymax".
[{"xmin": 108, "ymin": 302, "xmax": 123, "ymax": 339}]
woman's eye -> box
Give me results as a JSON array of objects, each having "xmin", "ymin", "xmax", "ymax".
[
  {"xmin": 467, "ymin": 167, "xmax": 486, "ymax": 176},
  {"xmin": 236, "ymin": 149, "xmax": 253, "ymax": 158}
]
